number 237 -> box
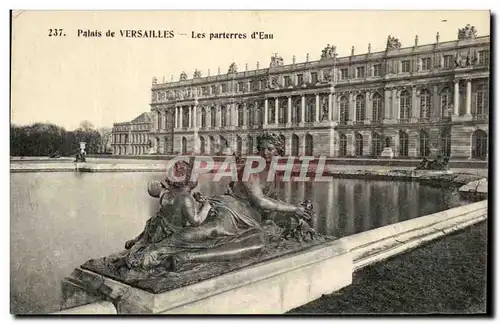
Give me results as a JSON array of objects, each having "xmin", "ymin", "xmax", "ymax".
[{"xmin": 48, "ymin": 29, "xmax": 64, "ymax": 37}]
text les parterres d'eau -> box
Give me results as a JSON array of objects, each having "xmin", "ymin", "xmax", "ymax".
[{"xmin": 191, "ymin": 31, "xmax": 274, "ymax": 40}]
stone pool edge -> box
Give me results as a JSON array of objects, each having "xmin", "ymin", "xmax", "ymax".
[{"xmin": 54, "ymin": 199, "xmax": 488, "ymax": 315}]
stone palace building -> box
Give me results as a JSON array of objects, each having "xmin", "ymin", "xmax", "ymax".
[
  {"xmin": 113, "ymin": 25, "xmax": 490, "ymax": 160},
  {"xmin": 111, "ymin": 112, "xmax": 153, "ymax": 155}
]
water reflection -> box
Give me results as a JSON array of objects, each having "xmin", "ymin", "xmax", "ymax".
[{"xmin": 10, "ymin": 172, "xmax": 468, "ymax": 314}]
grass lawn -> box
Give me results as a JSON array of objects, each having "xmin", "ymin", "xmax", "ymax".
[{"xmin": 290, "ymin": 221, "xmax": 488, "ymax": 315}]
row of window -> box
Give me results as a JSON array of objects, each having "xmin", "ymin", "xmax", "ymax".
[
  {"xmin": 153, "ymin": 50, "xmax": 490, "ymax": 102},
  {"xmin": 338, "ymin": 131, "xmax": 452, "ymax": 157},
  {"xmin": 112, "ymin": 133, "xmax": 149, "ymax": 144},
  {"xmin": 337, "ymin": 129, "xmax": 487, "ymax": 159},
  {"xmin": 173, "ymin": 84, "xmax": 489, "ymax": 128}
]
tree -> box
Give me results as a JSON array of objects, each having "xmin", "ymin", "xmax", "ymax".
[
  {"xmin": 78, "ymin": 120, "xmax": 95, "ymax": 132},
  {"xmin": 97, "ymin": 127, "xmax": 112, "ymax": 153}
]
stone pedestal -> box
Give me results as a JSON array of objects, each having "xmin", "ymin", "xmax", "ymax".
[
  {"xmin": 380, "ymin": 147, "xmax": 394, "ymax": 159},
  {"xmin": 60, "ymin": 240, "xmax": 352, "ymax": 314}
]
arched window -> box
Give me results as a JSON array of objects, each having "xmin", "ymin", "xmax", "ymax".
[
  {"xmin": 220, "ymin": 136, "xmax": 228, "ymax": 150},
  {"xmin": 420, "ymin": 89, "xmax": 431, "ymax": 119},
  {"xmin": 268, "ymin": 100, "xmax": 276, "ymax": 124},
  {"xmin": 372, "ymin": 93, "xmax": 383, "ymax": 121},
  {"xmin": 279, "ymin": 99, "xmax": 287, "ymax": 124},
  {"xmin": 292, "ymin": 98, "xmax": 301, "ymax": 123},
  {"xmin": 355, "ymin": 133, "xmax": 363, "ymax": 156},
  {"xmin": 475, "ymin": 84, "xmax": 489, "ymax": 117},
  {"xmin": 439, "ymin": 129, "xmax": 451, "ymax": 158},
  {"xmin": 471, "ymin": 129, "xmax": 488, "ymax": 160},
  {"xmin": 201, "ymin": 108, "xmax": 206, "ymax": 128},
  {"xmin": 372, "ymin": 132, "xmax": 383, "ymax": 156},
  {"xmin": 247, "ymin": 135, "xmax": 254, "ymax": 154},
  {"xmin": 440, "ymin": 87, "xmax": 452, "ymax": 118},
  {"xmin": 209, "ymin": 136, "xmax": 215, "ymax": 154},
  {"xmin": 248, "ymin": 105, "xmax": 255, "ymax": 126},
  {"xmin": 305, "ymin": 134, "xmax": 314, "ymax": 156},
  {"xmin": 279, "ymin": 135, "xmax": 286, "ymax": 156},
  {"xmin": 339, "ymin": 96, "xmax": 348, "ymax": 124},
  {"xmin": 237, "ymin": 104, "xmax": 244, "ymax": 126},
  {"xmin": 221, "ymin": 105, "xmax": 227, "ymax": 127},
  {"xmin": 306, "ymin": 97, "xmax": 315, "ymax": 122},
  {"xmin": 419, "ymin": 130, "xmax": 430, "ymax": 157},
  {"xmin": 399, "ymin": 91, "xmax": 411, "ymax": 120},
  {"xmin": 236, "ymin": 136, "xmax": 242, "ymax": 154},
  {"xmin": 210, "ymin": 107, "xmax": 216, "ymax": 127},
  {"xmin": 291, "ymin": 134, "xmax": 300, "ymax": 156},
  {"xmin": 181, "ymin": 137, "xmax": 187, "ymax": 154},
  {"xmin": 355, "ymin": 95, "xmax": 365, "ymax": 122},
  {"xmin": 199, "ymin": 136, "xmax": 205, "ymax": 154},
  {"xmin": 399, "ymin": 131, "xmax": 409, "ymax": 157},
  {"xmin": 182, "ymin": 107, "xmax": 189, "ymax": 128},
  {"xmin": 339, "ymin": 133, "xmax": 347, "ymax": 157}
]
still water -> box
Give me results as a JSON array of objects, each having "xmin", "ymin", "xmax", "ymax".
[{"xmin": 10, "ymin": 172, "xmax": 468, "ymax": 314}]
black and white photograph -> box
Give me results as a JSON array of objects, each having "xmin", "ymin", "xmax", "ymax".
[{"xmin": 9, "ymin": 9, "xmax": 491, "ymax": 315}]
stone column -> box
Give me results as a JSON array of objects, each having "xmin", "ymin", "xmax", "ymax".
[
  {"xmin": 179, "ymin": 107, "xmax": 184, "ymax": 129},
  {"xmin": 174, "ymin": 107, "xmax": 178, "ymax": 129},
  {"xmin": 432, "ymin": 85, "xmax": 439, "ymax": 119},
  {"xmin": 315, "ymin": 94, "xmax": 320, "ymax": 122},
  {"xmin": 274, "ymin": 98, "xmax": 279, "ymax": 124},
  {"xmin": 392, "ymin": 88, "xmax": 398, "ymax": 120},
  {"xmin": 329, "ymin": 93, "xmax": 340, "ymax": 122},
  {"xmin": 188, "ymin": 106, "xmax": 192, "ymax": 128},
  {"xmin": 264, "ymin": 99, "xmax": 268, "ymax": 125},
  {"xmin": 301, "ymin": 95, "xmax": 306, "ymax": 123},
  {"xmin": 152, "ymin": 111, "xmax": 157, "ymax": 131},
  {"xmin": 328, "ymin": 93, "xmax": 334, "ymax": 121},
  {"xmin": 384, "ymin": 89, "xmax": 391, "ymax": 119},
  {"xmin": 193, "ymin": 105, "xmax": 198, "ymax": 129},
  {"xmin": 287, "ymin": 97, "xmax": 292, "ymax": 124},
  {"xmin": 453, "ymin": 80, "xmax": 460, "ymax": 116},
  {"xmin": 206, "ymin": 107, "xmax": 211, "ymax": 128},
  {"xmin": 466, "ymin": 79, "xmax": 472, "ymax": 115},
  {"xmin": 349, "ymin": 92, "xmax": 355, "ymax": 122}
]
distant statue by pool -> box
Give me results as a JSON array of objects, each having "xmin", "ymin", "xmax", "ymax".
[
  {"xmin": 122, "ymin": 132, "xmax": 318, "ymax": 272},
  {"xmin": 75, "ymin": 142, "xmax": 87, "ymax": 162},
  {"xmin": 74, "ymin": 150, "xmax": 86, "ymax": 162},
  {"xmin": 415, "ymin": 154, "xmax": 450, "ymax": 171}
]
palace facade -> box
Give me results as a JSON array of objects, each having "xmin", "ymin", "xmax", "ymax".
[
  {"xmin": 122, "ymin": 25, "xmax": 490, "ymax": 160},
  {"xmin": 111, "ymin": 112, "xmax": 153, "ymax": 155}
]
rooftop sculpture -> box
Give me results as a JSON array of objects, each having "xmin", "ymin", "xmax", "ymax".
[
  {"xmin": 458, "ymin": 24, "xmax": 478, "ymax": 40},
  {"xmin": 179, "ymin": 71, "xmax": 188, "ymax": 81},
  {"xmin": 386, "ymin": 35, "xmax": 402, "ymax": 50},
  {"xmin": 269, "ymin": 53, "xmax": 284, "ymax": 68},
  {"xmin": 320, "ymin": 44, "xmax": 337, "ymax": 60},
  {"xmin": 228, "ymin": 62, "xmax": 238, "ymax": 74},
  {"xmin": 193, "ymin": 70, "xmax": 202, "ymax": 78}
]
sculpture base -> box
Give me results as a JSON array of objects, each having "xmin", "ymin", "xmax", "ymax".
[
  {"xmin": 380, "ymin": 147, "xmax": 394, "ymax": 158},
  {"xmin": 61, "ymin": 239, "xmax": 351, "ymax": 314}
]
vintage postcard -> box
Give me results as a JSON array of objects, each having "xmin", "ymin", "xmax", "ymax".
[{"xmin": 10, "ymin": 10, "xmax": 490, "ymax": 315}]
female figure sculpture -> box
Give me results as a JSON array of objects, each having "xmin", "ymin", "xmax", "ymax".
[{"xmin": 124, "ymin": 132, "xmax": 313, "ymax": 272}]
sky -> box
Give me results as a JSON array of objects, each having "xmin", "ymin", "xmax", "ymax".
[{"xmin": 11, "ymin": 10, "xmax": 490, "ymax": 131}]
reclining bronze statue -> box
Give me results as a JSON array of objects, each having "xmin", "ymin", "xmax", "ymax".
[
  {"xmin": 415, "ymin": 154, "xmax": 450, "ymax": 171},
  {"xmin": 115, "ymin": 133, "xmax": 322, "ymax": 274}
]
